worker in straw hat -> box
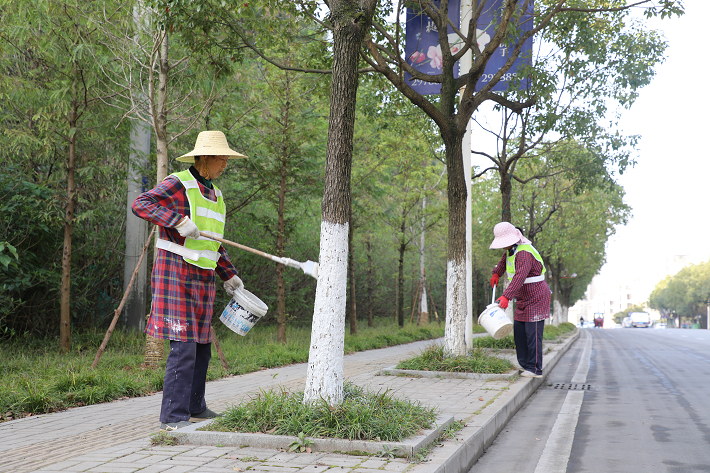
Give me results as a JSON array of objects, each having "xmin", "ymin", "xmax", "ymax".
[
  {"xmin": 132, "ymin": 130, "xmax": 247, "ymax": 431},
  {"xmin": 489, "ymin": 222, "xmax": 551, "ymax": 379}
]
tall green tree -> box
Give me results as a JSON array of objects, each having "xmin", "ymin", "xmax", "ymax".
[
  {"xmin": 0, "ymin": 0, "xmax": 129, "ymax": 350},
  {"xmin": 650, "ymin": 262, "xmax": 710, "ymax": 328},
  {"xmin": 509, "ymin": 142, "xmax": 630, "ymax": 323},
  {"xmin": 231, "ymin": 56, "xmax": 328, "ymax": 342}
]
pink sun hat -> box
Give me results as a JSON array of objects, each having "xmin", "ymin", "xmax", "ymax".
[{"xmin": 489, "ymin": 222, "xmax": 531, "ymax": 249}]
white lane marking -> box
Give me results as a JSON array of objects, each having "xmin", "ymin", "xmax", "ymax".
[{"xmin": 533, "ymin": 332, "xmax": 592, "ymax": 473}]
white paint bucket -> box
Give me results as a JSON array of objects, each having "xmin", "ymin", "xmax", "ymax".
[
  {"xmin": 219, "ymin": 287, "xmax": 268, "ymax": 336},
  {"xmin": 478, "ymin": 284, "xmax": 513, "ymax": 339}
]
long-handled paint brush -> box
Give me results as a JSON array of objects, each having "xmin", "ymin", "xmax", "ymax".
[{"xmin": 200, "ymin": 232, "xmax": 319, "ymax": 279}]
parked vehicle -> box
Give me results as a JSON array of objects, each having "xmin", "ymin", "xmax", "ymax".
[
  {"xmin": 629, "ymin": 312, "xmax": 651, "ymax": 328},
  {"xmin": 654, "ymin": 323, "xmax": 667, "ymax": 329},
  {"xmin": 622, "ymin": 317, "xmax": 633, "ymax": 328},
  {"xmin": 594, "ymin": 313, "xmax": 604, "ymax": 328}
]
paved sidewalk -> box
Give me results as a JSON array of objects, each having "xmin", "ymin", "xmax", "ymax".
[{"xmin": 0, "ymin": 331, "xmax": 579, "ymax": 473}]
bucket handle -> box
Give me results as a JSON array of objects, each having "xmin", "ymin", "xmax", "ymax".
[{"xmin": 492, "ymin": 284, "xmax": 497, "ymax": 305}]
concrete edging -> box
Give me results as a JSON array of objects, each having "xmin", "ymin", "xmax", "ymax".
[
  {"xmin": 413, "ymin": 329, "xmax": 581, "ymax": 473},
  {"xmin": 167, "ymin": 414, "xmax": 455, "ymax": 457},
  {"xmin": 377, "ymin": 367, "xmax": 520, "ymax": 381}
]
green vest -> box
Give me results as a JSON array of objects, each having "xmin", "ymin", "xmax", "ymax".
[
  {"xmin": 506, "ymin": 244, "xmax": 546, "ymax": 284},
  {"xmin": 171, "ymin": 169, "xmax": 226, "ymax": 270}
]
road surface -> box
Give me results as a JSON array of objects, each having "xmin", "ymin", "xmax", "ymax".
[{"xmin": 469, "ymin": 327, "xmax": 710, "ymax": 472}]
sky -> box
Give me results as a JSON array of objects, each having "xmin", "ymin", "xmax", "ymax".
[
  {"xmin": 472, "ymin": 1, "xmax": 708, "ymax": 300},
  {"xmin": 596, "ymin": 1, "xmax": 709, "ymax": 294}
]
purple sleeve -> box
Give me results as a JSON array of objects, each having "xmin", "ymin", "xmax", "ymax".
[{"xmin": 502, "ymin": 251, "xmax": 534, "ymax": 300}]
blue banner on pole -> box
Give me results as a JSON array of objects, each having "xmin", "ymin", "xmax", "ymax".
[
  {"xmin": 475, "ymin": 0, "xmax": 533, "ymax": 91},
  {"xmin": 405, "ymin": 0, "xmax": 461, "ymax": 96},
  {"xmin": 404, "ymin": 0, "xmax": 533, "ymax": 95}
]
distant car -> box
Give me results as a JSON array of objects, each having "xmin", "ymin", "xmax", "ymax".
[
  {"xmin": 629, "ymin": 312, "xmax": 652, "ymax": 328},
  {"xmin": 654, "ymin": 323, "xmax": 667, "ymax": 329},
  {"xmin": 622, "ymin": 317, "xmax": 633, "ymax": 328}
]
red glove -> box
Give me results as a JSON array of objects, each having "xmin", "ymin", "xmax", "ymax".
[
  {"xmin": 496, "ymin": 296, "xmax": 509, "ymax": 309},
  {"xmin": 490, "ymin": 274, "xmax": 500, "ymax": 288}
]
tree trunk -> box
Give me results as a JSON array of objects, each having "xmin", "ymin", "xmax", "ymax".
[
  {"xmin": 443, "ymin": 127, "xmax": 467, "ymax": 356},
  {"xmin": 551, "ymin": 264, "xmax": 562, "ymax": 326},
  {"xmin": 276, "ymin": 73, "xmax": 291, "ymax": 343},
  {"xmin": 60, "ymin": 97, "xmax": 78, "ymax": 352},
  {"xmin": 397, "ymin": 214, "xmax": 406, "ymax": 327},
  {"xmin": 366, "ymin": 235, "xmax": 374, "ymax": 327},
  {"xmin": 419, "ymin": 197, "xmax": 428, "ymax": 326},
  {"xmin": 303, "ymin": 0, "xmax": 375, "ymax": 406},
  {"xmin": 276, "ymin": 160, "xmax": 287, "ymax": 342},
  {"xmin": 154, "ymin": 31, "xmax": 169, "ymax": 185},
  {"xmin": 348, "ymin": 212, "xmax": 357, "ymax": 335},
  {"xmin": 500, "ymin": 169, "xmax": 512, "ymax": 223},
  {"xmin": 144, "ymin": 30, "xmax": 170, "ymax": 368}
]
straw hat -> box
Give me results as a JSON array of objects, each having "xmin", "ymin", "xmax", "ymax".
[
  {"xmin": 176, "ymin": 130, "xmax": 247, "ymax": 163},
  {"xmin": 489, "ymin": 222, "xmax": 531, "ymax": 249}
]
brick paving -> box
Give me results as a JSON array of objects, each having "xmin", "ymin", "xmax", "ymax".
[{"xmin": 0, "ymin": 333, "xmax": 579, "ymax": 473}]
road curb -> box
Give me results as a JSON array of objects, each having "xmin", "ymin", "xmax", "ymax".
[{"xmin": 410, "ymin": 329, "xmax": 581, "ymax": 473}]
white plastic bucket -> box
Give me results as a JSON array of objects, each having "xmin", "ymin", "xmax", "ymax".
[
  {"xmin": 478, "ymin": 284, "xmax": 513, "ymax": 340},
  {"xmin": 219, "ymin": 287, "xmax": 268, "ymax": 336}
]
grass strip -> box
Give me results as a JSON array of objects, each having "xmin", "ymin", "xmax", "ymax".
[
  {"xmin": 0, "ymin": 319, "xmax": 443, "ymax": 420},
  {"xmin": 395, "ymin": 345, "xmax": 513, "ymax": 374},
  {"xmin": 205, "ymin": 382, "xmax": 438, "ymax": 442}
]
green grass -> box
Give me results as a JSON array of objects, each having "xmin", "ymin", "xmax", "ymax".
[
  {"xmin": 395, "ymin": 345, "xmax": 513, "ymax": 374},
  {"xmin": 205, "ymin": 382, "xmax": 437, "ymax": 442},
  {"xmin": 0, "ymin": 318, "xmax": 444, "ymax": 420},
  {"xmin": 543, "ymin": 322, "xmax": 576, "ymax": 340},
  {"xmin": 395, "ymin": 322, "xmax": 578, "ymax": 374},
  {"xmin": 472, "ymin": 334, "xmax": 517, "ymax": 350}
]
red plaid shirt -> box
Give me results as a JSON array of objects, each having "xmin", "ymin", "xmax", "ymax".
[
  {"xmin": 132, "ymin": 170, "xmax": 238, "ymax": 343},
  {"xmin": 493, "ymin": 249, "xmax": 551, "ymax": 322}
]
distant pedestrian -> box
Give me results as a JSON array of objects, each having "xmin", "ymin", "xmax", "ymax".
[
  {"xmin": 580, "ymin": 316, "xmax": 585, "ymax": 325},
  {"xmin": 132, "ymin": 130, "xmax": 246, "ymax": 431},
  {"xmin": 488, "ymin": 222, "xmax": 551, "ymax": 379}
]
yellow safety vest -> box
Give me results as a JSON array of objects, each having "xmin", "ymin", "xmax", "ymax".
[
  {"xmin": 506, "ymin": 244, "xmax": 546, "ymax": 284},
  {"xmin": 156, "ymin": 170, "xmax": 225, "ymax": 270}
]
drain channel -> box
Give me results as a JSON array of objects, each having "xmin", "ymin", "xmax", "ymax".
[{"xmin": 551, "ymin": 383, "xmax": 593, "ymax": 391}]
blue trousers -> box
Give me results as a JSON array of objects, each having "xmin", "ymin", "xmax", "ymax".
[
  {"xmin": 160, "ymin": 340, "xmax": 211, "ymax": 423},
  {"xmin": 513, "ymin": 320, "xmax": 545, "ymax": 375}
]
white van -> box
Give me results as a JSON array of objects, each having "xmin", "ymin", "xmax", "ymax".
[{"xmin": 629, "ymin": 312, "xmax": 651, "ymax": 328}]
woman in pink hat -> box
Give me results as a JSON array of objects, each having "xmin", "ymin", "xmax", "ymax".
[{"xmin": 489, "ymin": 222, "xmax": 551, "ymax": 378}]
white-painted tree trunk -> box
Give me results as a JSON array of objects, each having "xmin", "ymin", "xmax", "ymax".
[
  {"xmin": 553, "ymin": 299, "xmax": 563, "ymax": 327},
  {"xmin": 419, "ymin": 197, "xmax": 428, "ymax": 325},
  {"xmin": 560, "ymin": 304, "xmax": 569, "ymax": 325},
  {"xmin": 444, "ymin": 260, "xmax": 467, "ymax": 356},
  {"xmin": 303, "ymin": 221, "xmax": 349, "ymax": 405}
]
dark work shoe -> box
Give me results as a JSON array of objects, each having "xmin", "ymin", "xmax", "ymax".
[
  {"xmin": 160, "ymin": 421, "xmax": 192, "ymax": 431},
  {"xmin": 190, "ymin": 408, "xmax": 219, "ymax": 422}
]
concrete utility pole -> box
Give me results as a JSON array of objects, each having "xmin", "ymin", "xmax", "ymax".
[{"xmin": 122, "ymin": 120, "xmax": 150, "ymax": 331}]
